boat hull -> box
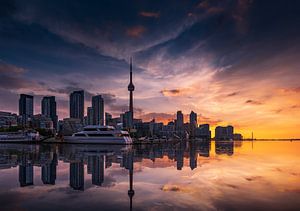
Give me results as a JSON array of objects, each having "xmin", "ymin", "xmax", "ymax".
[{"xmin": 63, "ymin": 136, "xmax": 133, "ymax": 144}]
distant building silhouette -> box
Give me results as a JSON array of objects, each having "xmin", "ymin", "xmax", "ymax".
[
  {"xmin": 70, "ymin": 90, "xmax": 84, "ymax": 123},
  {"xmin": 189, "ymin": 111, "xmax": 197, "ymax": 126},
  {"xmin": 176, "ymin": 111, "xmax": 184, "ymax": 137},
  {"xmin": 41, "ymin": 96, "xmax": 58, "ymax": 130},
  {"xmin": 19, "ymin": 94, "xmax": 34, "ymax": 126},
  {"xmin": 92, "ymin": 95, "xmax": 104, "ymax": 125}
]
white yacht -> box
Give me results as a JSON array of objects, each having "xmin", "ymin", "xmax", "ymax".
[{"xmin": 63, "ymin": 125, "xmax": 133, "ymax": 144}]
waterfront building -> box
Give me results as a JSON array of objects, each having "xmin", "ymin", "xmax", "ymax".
[
  {"xmin": 105, "ymin": 112, "xmax": 112, "ymax": 126},
  {"xmin": 233, "ymin": 133, "xmax": 243, "ymax": 140},
  {"xmin": 70, "ymin": 90, "xmax": 84, "ymax": 123},
  {"xmin": 195, "ymin": 124, "xmax": 211, "ymax": 139},
  {"xmin": 149, "ymin": 120, "xmax": 163, "ymax": 137},
  {"xmin": 92, "ymin": 95, "xmax": 104, "ymax": 125},
  {"xmin": 41, "ymin": 96, "xmax": 58, "ymax": 130},
  {"xmin": 59, "ymin": 118, "xmax": 83, "ymax": 136},
  {"xmin": 122, "ymin": 111, "xmax": 133, "ymax": 130},
  {"xmin": 161, "ymin": 122, "xmax": 175, "ymax": 139},
  {"xmin": 19, "ymin": 94, "xmax": 34, "ymax": 126},
  {"xmin": 0, "ymin": 111, "xmax": 18, "ymax": 128},
  {"xmin": 215, "ymin": 126, "xmax": 234, "ymax": 141},
  {"xmin": 32, "ymin": 114, "xmax": 53, "ymax": 130}
]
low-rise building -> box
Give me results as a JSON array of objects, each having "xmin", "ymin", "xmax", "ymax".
[
  {"xmin": 215, "ymin": 126, "xmax": 234, "ymax": 141},
  {"xmin": 195, "ymin": 124, "xmax": 211, "ymax": 139},
  {"xmin": 59, "ymin": 118, "xmax": 83, "ymax": 136},
  {"xmin": 0, "ymin": 111, "xmax": 18, "ymax": 128}
]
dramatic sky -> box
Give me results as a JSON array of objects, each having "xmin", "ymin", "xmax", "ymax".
[{"xmin": 0, "ymin": 0, "xmax": 300, "ymax": 138}]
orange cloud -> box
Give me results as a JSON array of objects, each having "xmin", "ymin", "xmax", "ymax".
[
  {"xmin": 160, "ymin": 89, "xmax": 181, "ymax": 96},
  {"xmin": 0, "ymin": 61, "xmax": 26, "ymax": 75},
  {"xmin": 197, "ymin": 0, "xmax": 224, "ymax": 14},
  {"xmin": 126, "ymin": 25, "xmax": 146, "ymax": 37},
  {"xmin": 139, "ymin": 11, "xmax": 160, "ymax": 18},
  {"xmin": 280, "ymin": 86, "xmax": 300, "ymax": 93},
  {"xmin": 245, "ymin": 100, "xmax": 263, "ymax": 105}
]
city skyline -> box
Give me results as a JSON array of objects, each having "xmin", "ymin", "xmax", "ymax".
[{"xmin": 1, "ymin": 1, "xmax": 300, "ymax": 138}]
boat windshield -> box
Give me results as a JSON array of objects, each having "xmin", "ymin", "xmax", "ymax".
[{"xmin": 83, "ymin": 128, "xmax": 98, "ymax": 131}]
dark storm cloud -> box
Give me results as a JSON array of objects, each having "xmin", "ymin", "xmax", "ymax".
[
  {"xmin": 0, "ymin": 75, "xmax": 32, "ymax": 89},
  {"xmin": 0, "ymin": 0, "xmax": 16, "ymax": 18}
]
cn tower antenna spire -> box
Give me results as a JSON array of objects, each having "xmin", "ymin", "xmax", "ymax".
[{"xmin": 128, "ymin": 57, "xmax": 135, "ymax": 129}]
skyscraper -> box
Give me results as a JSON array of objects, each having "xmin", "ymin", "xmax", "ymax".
[
  {"xmin": 70, "ymin": 90, "xmax": 84, "ymax": 122},
  {"xmin": 176, "ymin": 111, "xmax": 184, "ymax": 130},
  {"xmin": 189, "ymin": 111, "xmax": 197, "ymax": 138},
  {"xmin": 92, "ymin": 95, "xmax": 104, "ymax": 125},
  {"xmin": 41, "ymin": 96, "xmax": 58, "ymax": 130},
  {"xmin": 87, "ymin": 107, "xmax": 94, "ymax": 125},
  {"xmin": 127, "ymin": 58, "xmax": 135, "ymax": 129},
  {"xmin": 19, "ymin": 94, "xmax": 34, "ymax": 126},
  {"xmin": 105, "ymin": 112, "xmax": 112, "ymax": 126},
  {"xmin": 189, "ymin": 111, "xmax": 197, "ymax": 126}
]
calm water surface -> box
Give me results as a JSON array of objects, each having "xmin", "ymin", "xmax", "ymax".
[{"xmin": 0, "ymin": 141, "xmax": 299, "ymax": 211}]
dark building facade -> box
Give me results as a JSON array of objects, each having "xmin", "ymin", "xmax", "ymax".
[
  {"xmin": 19, "ymin": 94, "xmax": 34, "ymax": 126},
  {"xmin": 41, "ymin": 96, "xmax": 58, "ymax": 130},
  {"xmin": 70, "ymin": 90, "xmax": 84, "ymax": 122},
  {"xmin": 87, "ymin": 107, "xmax": 94, "ymax": 125},
  {"xmin": 215, "ymin": 126, "xmax": 234, "ymax": 141},
  {"xmin": 92, "ymin": 95, "xmax": 104, "ymax": 125}
]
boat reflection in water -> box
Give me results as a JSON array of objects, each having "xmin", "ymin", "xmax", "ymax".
[{"xmin": 0, "ymin": 140, "xmax": 299, "ymax": 210}]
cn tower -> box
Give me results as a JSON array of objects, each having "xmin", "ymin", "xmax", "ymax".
[{"xmin": 127, "ymin": 57, "xmax": 135, "ymax": 128}]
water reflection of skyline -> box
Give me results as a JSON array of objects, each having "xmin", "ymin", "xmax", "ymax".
[
  {"xmin": 0, "ymin": 141, "xmax": 236, "ymax": 190},
  {"xmin": 1, "ymin": 141, "xmax": 300, "ymax": 211}
]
